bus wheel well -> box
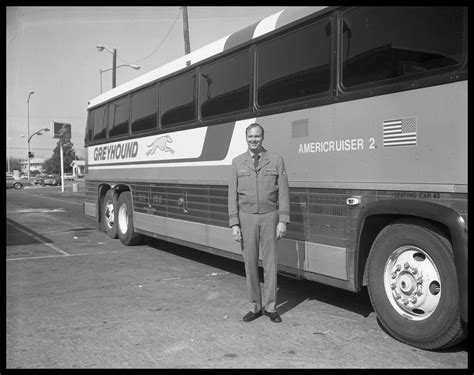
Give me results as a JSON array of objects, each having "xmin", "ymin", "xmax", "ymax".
[
  {"xmin": 97, "ymin": 184, "xmax": 131, "ymax": 223},
  {"xmin": 359, "ymin": 215, "xmax": 451, "ymax": 288}
]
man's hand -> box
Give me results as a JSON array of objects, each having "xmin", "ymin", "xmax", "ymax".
[
  {"xmin": 232, "ymin": 225, "xmax": 242, "ymax": 242},
  {"xmin": 276, "ymin": 222, "xmax": 287, "ymax": 240}
]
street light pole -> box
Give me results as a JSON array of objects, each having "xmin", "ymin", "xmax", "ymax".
[
  {"xmin": 26, "ymin": 90, "xmax": 34, "ymax": 181},
  {"xmin": 99, "ymin": 64, "xmax": 140, "ymax": 94},
  {"xmin": 97, "ymin": 45, "xmax": 121, "ymax": 89},
  {"xmin": 27, "ymin": 128, "xmax": 50, "ymax": 144},
  {"xmin": 25, "ymin": 127, "xmax": 50, "ymax": 178}
]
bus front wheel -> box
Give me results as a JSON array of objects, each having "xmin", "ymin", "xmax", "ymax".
[
  {"xmin": 366, "ymin": 220, "xmax": 466, "ymax": 350},
  {"xmin": 101, "ymin": 189, "xmax": 118, "ymax": 239},
  {"xmin": 116, "ymin": 191, "xmax": 142, "ymax": 246}
]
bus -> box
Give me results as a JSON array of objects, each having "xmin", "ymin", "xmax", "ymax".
[{"xmin": 83, "ymin": 6, "xmax": 467, "ymax": 350}]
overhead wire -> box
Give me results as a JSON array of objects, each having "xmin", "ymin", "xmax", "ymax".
[{"xmin": 117, "ymin": 7, "xmax": 183, "ymax": 66}]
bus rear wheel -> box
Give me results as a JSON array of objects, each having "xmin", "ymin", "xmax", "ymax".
[
  {"xmin": 101, "ymin": 189, "xmax": 118, "ymax": 239},
  {"xmin": 366, "ymin": 220, "xmax": 466, "ymax": 350},
  {"xmin": 116, "ymin": 191, "xmax": 142, "ymax": 246}
]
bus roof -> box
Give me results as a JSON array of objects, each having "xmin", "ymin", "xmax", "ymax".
[{"xmin": 87, "ymin": 6, "xmax": 328, "ymax": 109}]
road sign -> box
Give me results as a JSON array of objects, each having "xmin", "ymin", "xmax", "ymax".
[{"xmin": 51, "ymin": 122, "xmax": 71, "ymax": 140}]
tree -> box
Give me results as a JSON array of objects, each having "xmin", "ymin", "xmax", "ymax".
[
  {"xmin": 6, "ymin": 157, "xmax": 22, "ymax": 172},
  {"xmin": 43, "ymin": 141, "xmax": 77, "ymax": 174}
]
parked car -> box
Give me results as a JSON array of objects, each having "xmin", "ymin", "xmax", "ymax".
[
  {"xmin": 43, "ymin": 174, "xmax": 61, "ymax": 186},
  {"xmin": 64, "ymin": 173, "xmax": 75, "ymax": 180},
  {"xmin": 6, "ymin": 176, "xmax": 31, "ymax": 190},
  {"xmin": 32, "ymin": 175, "xmax": 46, "ymax": 185}
]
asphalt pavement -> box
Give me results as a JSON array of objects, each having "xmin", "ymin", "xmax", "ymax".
[{"xmin": 6, "ymin": 185, "xmax": 469, "ymax": 369}]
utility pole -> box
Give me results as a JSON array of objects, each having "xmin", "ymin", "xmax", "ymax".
[
  {"xmin": 182, "ymin": 6, "xmax": 191, "ymax": 66},
  {"xmin": 112, "ymin": 48, "xmax": 117, "ymax": 88}
]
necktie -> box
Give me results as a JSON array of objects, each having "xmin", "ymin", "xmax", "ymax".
[{"xmin": 253, "ymin": 154, "xmax": 260, "ymax": 169}]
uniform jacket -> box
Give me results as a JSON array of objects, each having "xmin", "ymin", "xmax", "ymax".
[{"xmin": 228, "ymin": 149, "xmax": 290, "ymax": 227}]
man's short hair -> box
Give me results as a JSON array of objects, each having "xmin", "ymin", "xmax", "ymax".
[{"xmin": 246, "ymin": 123, "xmax": 264, "ymax": 137}]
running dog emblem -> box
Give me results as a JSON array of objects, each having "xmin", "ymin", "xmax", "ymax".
[{"xmin": 146, "ymin": 135, "xmax": 175, "ymax": 155}]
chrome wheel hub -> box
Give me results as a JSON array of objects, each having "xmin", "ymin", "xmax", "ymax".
[
  {"xmin": 384, "ymin": 246, "xmax": 441, "ymax": 321},
  {"xmin": 104, "ymin": 200, "xmax": 114, "ymax": 229}
]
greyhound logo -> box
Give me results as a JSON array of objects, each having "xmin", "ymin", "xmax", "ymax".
[{"xmin": 146, "ymin": 135, "xmax": 175, "ymax": 156}]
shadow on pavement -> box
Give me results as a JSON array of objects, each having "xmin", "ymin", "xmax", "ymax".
[
  {"xmin": 143, "ymin": 236, "xmax": 374, "ymax": 319},
  {"xmin": 6, "ymin": 217, "xmax": 54, "ymax": 246}
]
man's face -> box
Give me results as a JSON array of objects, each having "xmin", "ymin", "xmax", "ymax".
[{"xmin": 246, "ymin": 126, "xmax": 264, "ymax": 153}]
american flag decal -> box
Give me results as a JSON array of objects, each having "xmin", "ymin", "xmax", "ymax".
[{"xmin": 383, "ymin": 117, "xmax": 417, "ymax": 147}]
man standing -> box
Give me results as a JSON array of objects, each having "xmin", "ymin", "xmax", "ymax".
[{"xmin": 228, "ymin": 123, "xmax": 290, "ymax": 323}]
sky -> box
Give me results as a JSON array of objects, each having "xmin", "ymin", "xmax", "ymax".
[{"xmin": 6, "ymin": 6, "xmax": 289, "ymax": 162}]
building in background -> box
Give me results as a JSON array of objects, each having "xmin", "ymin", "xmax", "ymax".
[
  {"xmin": 20, "ymin": 157, "xmax": 44, "ymax": 174},
  {"xmin": 70, "ymin": 159, "xmax": 85, "ymax": 177}
]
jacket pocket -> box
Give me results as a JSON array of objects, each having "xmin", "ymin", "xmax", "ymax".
[
  {"xmin": 237, "ymin": 169, "xmax": 251, "ymax": 192},
  {"xmin": 263, "ymin": 168, "xmax": 278, "ymax": 190}
]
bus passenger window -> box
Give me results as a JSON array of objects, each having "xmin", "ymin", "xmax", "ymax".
[
  {"xmin": 257, "ymin": 20, "xmax": 331, "ymax": 107},
  {"xmin": 341, "ymin": 6, "xmax": 465, "ymax": 88},
  {"xmin": 131, "ymin": 84, "xmax": 158, "ymax": 134},
  {"xmin": 92, "ymin": 105, "xmax": 107, "ymax": 141},
  {"xmin": 200, "ymin": 50, "xmax": 251, "ymax": 118},
  {"xmin": 160, "ymin": 72, "xmax": 196, "ymax": 127},
  {"xmin": 108, "ymin": 96, "xmax": 130, "ymax": 138},
  {"xmin": 85, "ymin": 113, "xmax": 93, "ymax": 143}
]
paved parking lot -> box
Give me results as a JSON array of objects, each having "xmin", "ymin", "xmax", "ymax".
[{"xmin": 6, "ymin": 187, "xmax": 468, "ymax": 369}]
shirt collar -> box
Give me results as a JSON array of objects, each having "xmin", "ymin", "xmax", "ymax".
[{"xmin": 248, "ymin": 148, "xmax": 266, "ymax": 158}]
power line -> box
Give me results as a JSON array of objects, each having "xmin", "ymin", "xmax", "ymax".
[
  {"xmin": 120, "ymin": 7, "xmax": 182, "ymax": 66},
  {"xmin": 7, "ymin": 146, "xmax": 77, "ymax": 150}
]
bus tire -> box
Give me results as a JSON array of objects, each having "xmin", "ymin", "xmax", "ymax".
[
  {"xmin": 366, "ymin": 220, "xmax": 466, "ymax": 350},
  {"xmin": 101, "ymin": 189, "xmax": 118, "ymax": 239},
  {"xmin": 116, "ymin": 191, "xmax": 142, "ymax": 246}
]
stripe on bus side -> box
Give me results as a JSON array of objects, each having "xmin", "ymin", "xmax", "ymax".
[
  {"xmin": 87, "ymin": 119, "xmax": 254, "ymax": 170},
  {"xmin": 224, "ymin": 22, "xmax": 259, "ymax": 51},
  {"xmin": 275, "ymin": 7, "xmax": 327, "ymax": 29},
  {"xmin": 253, "ymin": 9, "xmax": 284, "ymax": 38}
]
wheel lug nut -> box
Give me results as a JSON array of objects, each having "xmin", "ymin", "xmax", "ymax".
[
  {"xmin": 395, "ymin": 295, "xmax": 401, "ymax": 300},
  {"xmin": 403, "ymin": 298, "xmax": 409, "ymax": 305},
  {"xmin": 410, "ymin": 297, "xmax": 417, "ymax": 304},
  {"xmin": 391, "ymin": 283, "xmax": 396, "ymax": 290},
  {"xmin": 394, "ymin": 264, "xmax": 401, "ymax": 272},
  {"xmin": 411, "ymin": 267, "xmax": 418, "ymax": 274},
  {"xmin": 404, "ymin": 262, "xmax": 410, "ymax": 270},
  {"xmin": 392, "ymin": 273, "xmax": 397, "ymax": 279}
]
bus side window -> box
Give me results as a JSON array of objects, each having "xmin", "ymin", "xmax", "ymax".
[
  {"xmin": 131, "ymin": 84, "xmax": 158, "ymax": 134},
  {"xmin": 160, "ymin": 71, "xmax": 196, "ymax": 128},
  {"xmin": 108, "ymin": 95, "xmax": 130, "ymax": 138},
  {"xmin": 256, "ymin": 19, "xmax": 331, "ymax": 107},
  {"xmin": 200, "ymin": 49, "xmax": 252, "ymax": 119},
  {"xmin": 341, "ymin": 6, "xmax": 465, "ymax": 88},
  {"xmin": 85, "ymin": 112, "xmax": 93, "ymax": 143},
  {"xmin": 92, "ymin": 105, "xmax": 107, "ymax": 141}
]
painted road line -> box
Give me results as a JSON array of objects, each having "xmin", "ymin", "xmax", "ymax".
[
  {"xmin": 37, "ymin": 194, "xmax": 83, "ymax": 206},
  {"xmin": 7, "ymin": 248, "xmax": 147, "ymax": 262},
  {"xmin": 9, "ymin": 221, "xmax": 70, "ymax": 256}
]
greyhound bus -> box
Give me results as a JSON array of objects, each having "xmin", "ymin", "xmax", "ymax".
[{"xmin": 83, "ymin": 6, "xmax": 467, "ymax": 349}]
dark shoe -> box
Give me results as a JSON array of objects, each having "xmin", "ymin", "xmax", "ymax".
[
  {"xmin": 264, "ymin": 310, "xmax": 282, "ymax": 323},
  {"xmin": 243, "ymin": 310, "xmax": 262, "ymax": 322}
]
